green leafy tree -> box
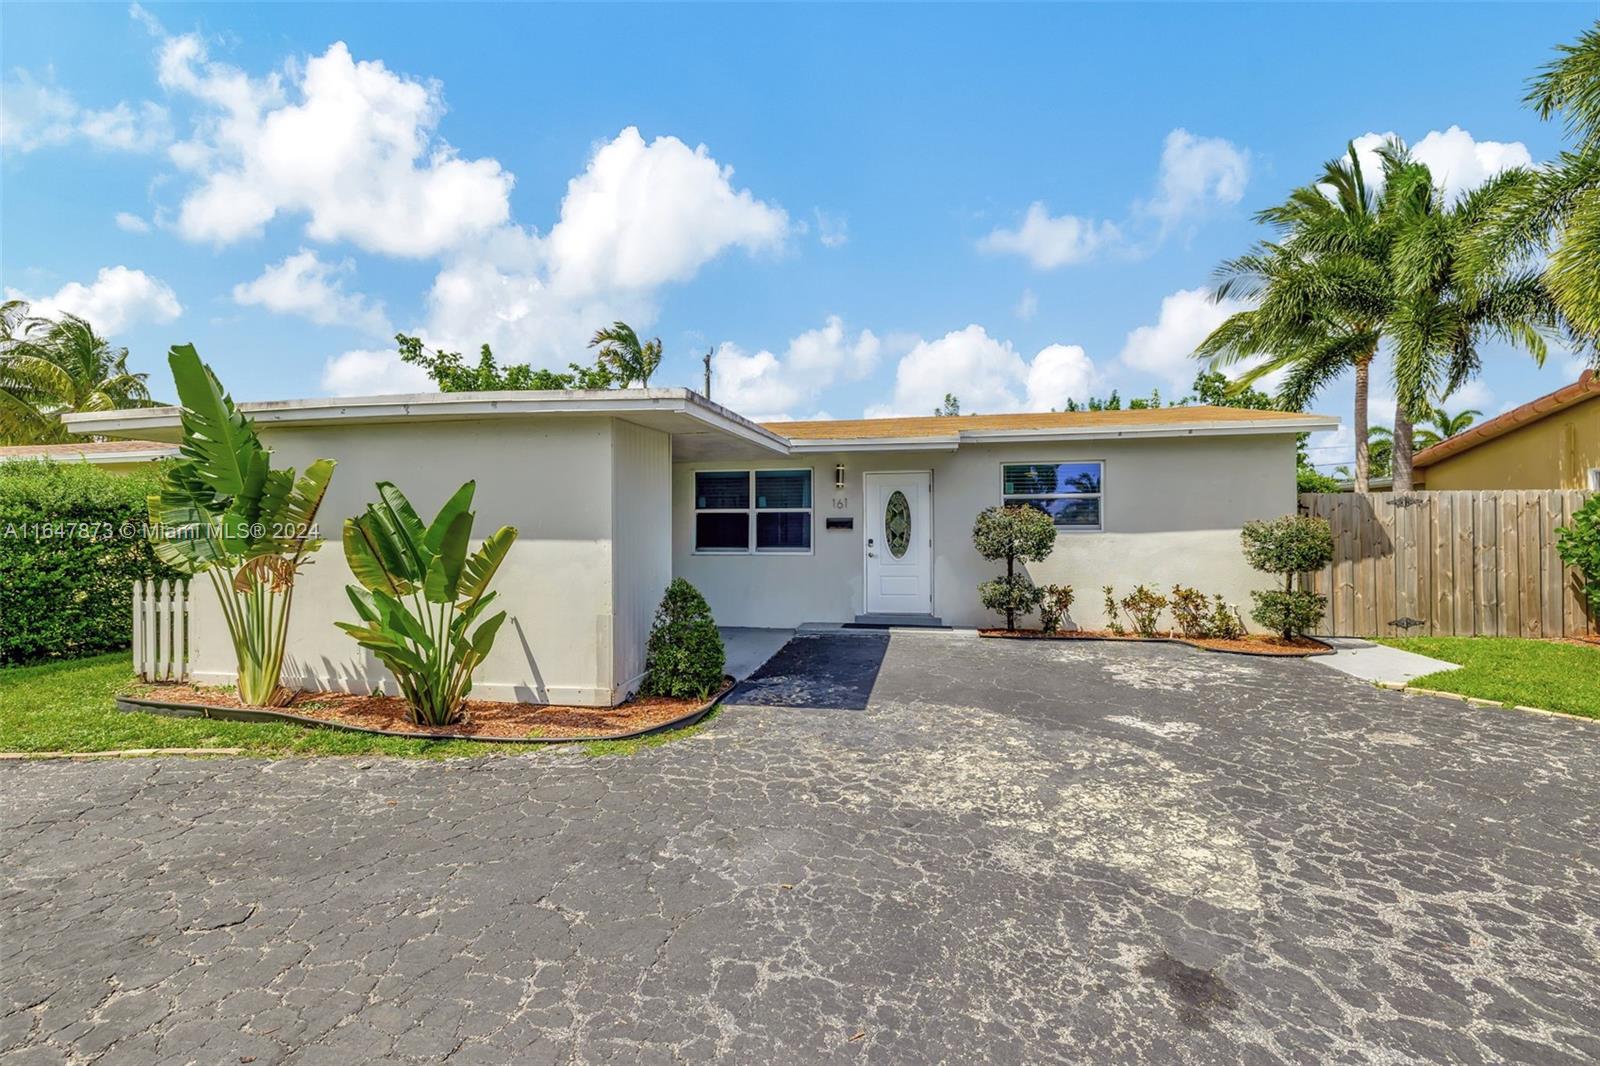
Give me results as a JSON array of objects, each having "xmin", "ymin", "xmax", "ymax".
[
  {"xmin": 642, "ymin": 579, "xmax": 726, "ymax": 698},
  {"xmin": 396, "ymin": 334, "xmax": 616, "ymax": 392},
  {"xmin": 0, "ymin": 302, "xmax": 160, "ymax": 444},
  {"xmin": 337, "ymin": 480, "xmax": 517, "ymax": 726},
  {"xmin": 1556, "ymin": 494, "xmax": 1600, "ymax": 630},
  {"xmin": 933, "ymin": 393, "xmax": 961, "ymax": 416},
  {"xmin": 973, "ymin": 505, "xmax": 1057, "ymax": 629},
  {"xmin": 147, "ymin": 345, "xmax": 335, "ymax": 705},
  {"xmin": 589, "ymin": 321, "xmax": 663, "ymax": 387},
  {"xmin": 1240, "ymin": 515, "xmax": 1334, "ymax": 638},
  {"xmin": 1413, "ymin": 405, "xmax": 1481, "ymax": 450}
]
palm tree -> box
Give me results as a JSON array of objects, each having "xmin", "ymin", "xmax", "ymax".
[
  {"xmin": 0, "ymin": 303, "xmax": 159, "ymax": 444},
  {"xmin": 1483, "ymin": 23, "xmax": 1600, "ymax": 352},
  {"xmin": 1413, "ymin": 405, "xmax": 1481, "ymax": 450},
  {"xmin": 588, "ymin": 322, "xmax": 663, "ymax": 387}
]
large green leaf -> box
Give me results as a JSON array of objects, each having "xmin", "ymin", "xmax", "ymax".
[
  {"xmin": 469, "ymin": 610, "xmax": 507, "ymax": 659},
  {"xmin": 375, "ymin": 482, "xmax": 428, "ymax": 574},
  {"xmin": 219, "ymin": 448, "xmax": 271, "ymax": 555},
  {"xmin": 343, "ymin": 517, "xmax": 414, "ymax": 596},
  {"xmin": 168, "ymin": 343, "xmax": 260, "ymax": 498},
  {"xmin": 423, "ymin": 481, "xmax": 475, "ymax": 557},
  {"xmin": 263, "ymin": 458, "xmax": 335, "ymax": 557},
  {"xmin": 456, "ymin": 525, "xmax": 517, "ymax": 605},
  {"xmin": 422, "ymin": 510, "xmax": 472, "ymax": 603}
]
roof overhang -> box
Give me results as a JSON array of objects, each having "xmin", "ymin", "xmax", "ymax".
[
  {"xmin": 0, "ymin": 444, "xmax": 179, "ymax": 465},
  {"xmin": 61, "ymin": 388, "xmax": 793, "ymax": 461},
  {"xmin": 783, "ymin": 414, "xmax": 1338, "ymax": 451}
]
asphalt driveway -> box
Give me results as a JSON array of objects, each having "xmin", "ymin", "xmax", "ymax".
[{"xmin": 3, "ymin": 632, "xmax": 1598, "ymax": 1064}]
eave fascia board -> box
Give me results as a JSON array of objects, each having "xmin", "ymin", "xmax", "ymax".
[{"xmin": 785, "ymin": 436, "xmax": 961, "ymax": 453}]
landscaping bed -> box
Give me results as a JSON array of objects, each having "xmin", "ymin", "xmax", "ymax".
[
  {"xmin": 979, "ymin": 629, "xmax": 1333, "ymax": 657},
  {"xmin": 120, "ymin": 679, "xmax": 735, "ymax": 742}
]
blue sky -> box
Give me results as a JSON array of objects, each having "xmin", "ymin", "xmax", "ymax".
[{"xmin": 2, "ymin": 2, "xmax": 1593, "ymax": 471}]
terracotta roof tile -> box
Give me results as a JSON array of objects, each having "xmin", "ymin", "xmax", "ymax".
[{"xmin": 1413, "ymin": 370, "xmax": 1598, "ymax": 468}]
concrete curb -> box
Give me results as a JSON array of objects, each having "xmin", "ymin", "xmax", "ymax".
[
  {"xmin": 978, "ymin": 630, "xmax": 1335, "ymax": 658},
  {"xmin": 1374, "ymin": 681, "xmax": 1595, "ymax": 724},
  {"xmin": 0, "ymin": 748, "xmax": 246, "ymax": 760}
]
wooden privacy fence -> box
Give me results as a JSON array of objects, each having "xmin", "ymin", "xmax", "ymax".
[
  {"xmin": 1297, "ymin": 491, "xmax": 1593, "ymax": 639},
  {"xmin": 132, "ymin": 578, "xmax": 190, "ymax": 682}
]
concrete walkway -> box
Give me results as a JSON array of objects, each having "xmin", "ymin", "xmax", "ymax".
[
  {"xmin": 717, "ymin": 627, "xmax": 793, "ymax": 681},
  {"xmin": 1310, "ymin": 637, "xmax": 1458, "ymax": 685}
]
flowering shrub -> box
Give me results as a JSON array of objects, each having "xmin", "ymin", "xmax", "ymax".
[
  {"xmin": 1039, "ymin": 584, "xmax": 1075, "ymax": 634},
  {"xmin": 1118, "ymin": 585, "xmax": 1168, "ymax": 638},
  {"xmin": 1169, "ymin": 585, "xmax": 1211, "ymax": 638},
  {"xmin": 1207, "ymin": 596, "xmax": 1246, "ymax": 639},
  {"xmin": 1102, "ymin": 585, "xmax": 1126, "ymax": 635}
]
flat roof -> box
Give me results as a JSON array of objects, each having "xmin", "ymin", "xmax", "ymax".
[
  {"xmin": 1414, "ymin": 370, "xmax": 1597, "ymax": 468},
  {"xmin": 0, "ymin": 440, "xmax": 179, "ymax": 464},
  {"xmin": 61, "ymin": 387, "xmax": 1337, "ymax": 456}
]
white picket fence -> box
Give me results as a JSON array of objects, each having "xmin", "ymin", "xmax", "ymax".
[{"xmin": 132, "ymin": 579, "xmax": 190, "ymax": 682}]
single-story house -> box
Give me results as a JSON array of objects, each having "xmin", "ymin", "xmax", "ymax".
[
  {"xmin": 64, "ymin": 389, "xmax": 1335, "ymax": 706},
  {"xmin": 0, "ymin": 440, "xmax": 178, "ymax": 473},
  {"xmin": 1413, "ymin": 370, "xmax": 1598, "ymax": 491}
]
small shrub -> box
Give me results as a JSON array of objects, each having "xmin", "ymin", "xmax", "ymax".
[
  {"xmin": 1168, "ymin": 585, "xmax": 1211, "ymax": 638},
  {"xmin": 1556, "ymin": 495, "xmax": 1600, "ymax": 629},
  {"xmin": 643, "ymin": 579, "xmax": 726, "ymax": 699},
  {"xmin": 972, "ymin": 505, "xmax": 1056, "ymax": 628},
  {"xmin": 1207, "ymin": 595, "xmax": 1246, "ymax": 640},
  {"xmin": 1103, "ymin": 585, "xmax": 1126, "ymax": 635},
  {"xmin": 1039, "ymin": 584, "xmax": 1075, "ymax": 634},
  {"xmin": 1250, "ymin": 589, "xmax": 1327, "ymax": 638},
  {"xmin": 1119, "ymin": 584, "xmax": 1168, "ymax": 638}
]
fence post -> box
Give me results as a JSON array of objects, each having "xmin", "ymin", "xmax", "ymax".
[
  {"xmin": 132, "ymin": 579, "xmax": 145, "ymax": 681},
  {"xmin": 174, "ymin": 581, "xmax": 188, "ymax": 682}
]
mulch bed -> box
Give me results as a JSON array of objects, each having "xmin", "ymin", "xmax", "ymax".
[
  {"xmin": 978, "ymin": 629, "xmax": 1332, "ymax": 657},
  {"xmin": 131, "ymin": 680, "xmax": 734, "ymax": 740}
]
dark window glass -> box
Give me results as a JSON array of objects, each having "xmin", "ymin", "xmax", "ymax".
[
  {"xmin": 695, "ymin": 471, "xmax": 749, "ymax": 509},
  {"xmin": 695, "ymin": 512, "xmax": 749, "ymax": 551},
  {"xmin": 756, "ymin": 512, "xmax": 811, "ymax": 551},
  {"xmin": 1005, "ymin": 497, "xmax": 1100, "ymax": 528},
  {"xmin": 1002, "ymin": 462, "xmax": 1101, "ymax": 495},
  {"xmin": 755, "ymin": 469, "xmax": 811, "ymax": 509}
]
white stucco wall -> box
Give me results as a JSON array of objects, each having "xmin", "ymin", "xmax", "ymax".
[
  {"xmin": 610, "ymin": 419, "xmax": 673, "ymax": 698},
  {"xmin": 672, "ymin": 434, "xmax": 1299, "ymax": 630},
  {"xmin": 186, "ymin": 415, "xmax": 667, "ymax": 706}
]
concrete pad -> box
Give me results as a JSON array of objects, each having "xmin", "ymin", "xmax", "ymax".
[
  {"xmin": 718, "ymin": 627, "xmax": 794, "ymax": 681},
  {"xmin": 1310, "ymin": 637, "xmax": 1458, "ymax": 685}
]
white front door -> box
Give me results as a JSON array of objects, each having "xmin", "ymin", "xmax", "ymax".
[{"xmin": 864, "ymin": 472, "xmax": 932, "ymax": 615}]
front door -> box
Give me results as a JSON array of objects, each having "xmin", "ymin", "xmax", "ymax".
[{"xmin": 864, "ymin": 472, "xmax": 932, "ymax": 615}]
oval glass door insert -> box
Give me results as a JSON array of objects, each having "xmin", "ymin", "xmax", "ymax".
[{"xmin": 885, "ymin": 490, "xmax": 911, "ymax": 558}]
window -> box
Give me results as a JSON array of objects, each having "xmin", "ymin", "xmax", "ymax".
[
  {"xmin": 1001, "ymin": 461, "xmax": 1103, "ymax": 530},
  {"xmin": 694, "ymin": 469, "xmax": 812, "ymax": 553}
]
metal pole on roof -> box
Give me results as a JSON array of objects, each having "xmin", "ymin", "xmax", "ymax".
[{"xmin": 703, "ymin": 348, "xmax": 712, "ymax": 400}]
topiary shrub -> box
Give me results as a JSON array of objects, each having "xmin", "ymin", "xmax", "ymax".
[
  {"xmin": 1240, "ymin": 515, "xmax": 1334, "ymax": 639},
  {"xmin": 643, "ymin": 578, "xmax": 726, "ymax": 699},
  {"xmin": 1556, "ymin": 494, "xmax": 1600, "ymax": 631},
  {"xmin": 1039, "ymin": 584, "xmax": 1075, "ymax": 634},
  {"xmin": 0, "ymin": 459, "xmax": 181, "ymax": 664},
  {"xmin": 973, "ymin": 505, "xmax": 1056, "ymax": 629},
  {"xmin": 1118, "ymin": 584, "xmax": 1168, "ymax": 638}
]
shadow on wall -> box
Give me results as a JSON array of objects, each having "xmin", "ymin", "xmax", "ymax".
[
  {"xmin": 510, "ymin": 617, "xmax": 548, "ymax": 704},
  {"xmin": 726, "ymin": 633, "xmax": 888, "ymax": 712}
]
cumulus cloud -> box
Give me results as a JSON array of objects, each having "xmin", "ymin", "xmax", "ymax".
[
  {"xmin": 158, "ymin": 34, "xmax": 513, "ymax": 256},
  {"xmin": 866, "ymin": 325, "xmax": 1102, "ymax": 417},
  {"xmin": 0, "ymin": 70, "xmax": 170, "ymax": 153},
  {"xmin": 115, "ymin": 212, "xmax": 152, "ymax": 234},
  {"xmin": 982, "ymin": 129, "xmax": 1248, "ymax": 268},
  {"xmin": 712, "ymin": 315, "xmax": 879, "ymax": 420},
  {"xmin": 6, "ymin": 266, "xmax": 182, "ymax": 334},
  {"xmin": 1118, "ymin": 287, "xmax": 1251, "ymax": 390},
  {"xmin": 233, "ymin": 250, "xmax": 390, "ymax": 335},
  {"xmin": 1015, "ymin": 288, "xmax": 1038, "ymax": 320},
  {"xmin": 1349, "ymin": 126, "xmax": 1532, "ymax": 204},
  {"xmin": 814, "ymin": 209, "xmax": 849, "ymax": 248},
  {"xmin": 320, "ymin": 349, "xmax": 434, "ymax": 396}
]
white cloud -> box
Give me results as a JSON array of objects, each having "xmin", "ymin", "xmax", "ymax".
[
  {"xmin": 232, "ymin": 250, "xmax": 390, "ymax": 335},
  {"xmin": 712, "ymin": 315, "xmax": 879, "ymax": 420},
  {"xmin": 1118, "ymin": 287, "xmax": 1251, "ymax": 390},
  {"xmin": 0, "ymin": 70, "xmax": 170, "ymax": 153},
  {"xmin": 160, "ymin": 36, "xmax": 513, "ymax": 256},
  {"xmin": 979, "ymin": 202, "xmax": 1120, "ymax": 269},
  {"xmin": 320, "ymin": 349, "xmax": 433, "ymax": 396},
  {"xmin": 814, "ymin": 209, "xmax": 849, "ymax": 248},
  {"xmin": 1141, "ymin": 128, "xmax": 1250, "ymax": 230},
  {"xmin": 1015, "ymin": 288, "xmax": 1038, "ymax": 321},
  {"xmin": 115, "ymin": 212, "xmax": 152, "ymax": 234},
  {"xmin": 1349, "ymin": 126, "xmax": 1532, "ymax": 204},
  {"xmin": 867, "ymin": 324, "xmax": 1102, "ymax": 417},
  {"xmin": 6, "ymin": 266, "xmax": 181, "ymax": 334},
  {"xmin": 1441, "ymin": 378, "xmax": 1494, "ymax": 411}
]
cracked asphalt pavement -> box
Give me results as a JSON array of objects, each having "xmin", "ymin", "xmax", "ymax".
[{"xmin": 3, "ymin": 632, "xmax": 1598, "ymax": 1063}]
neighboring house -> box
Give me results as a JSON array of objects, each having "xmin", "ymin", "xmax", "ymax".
[
  {"xmin": 65, "ymin": 390, "xmax": 1334, "ymax": 706},
  {"xmin": 1413, "ymin": 371, "xmax": 1599, "ymax": 491},
  {"xmin": 0, "ymin": 440, "xmax": 178, "ymax": 473}
]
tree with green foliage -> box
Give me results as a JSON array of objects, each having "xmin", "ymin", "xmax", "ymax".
[
  {"xmin": 1240, "ymin": 515, "xmax": 1334, "ymax": 639},
  {"xmin": 933, "ymin": 393, "xmax": 961, "ymax": 416},
  {"xmin": 1556, "ymin": 494, "xmax": 1600, "ymax": 631},
  {"xmin": 396, "ymin": 334, "xmax": 616, "ymax": 392},
  {"xmin": 643, "ymin": 579, "xmax": 727, "ymax": 699},
  {"xmin": 1, "ymin": 301, "xmax": 161, "ymax": 444},
  {"xmin": 337, "ymin": 480, "xmax": 517, "ymax": 726},
  {"xmin": 973, "ymin": 505, "xmax": 1057, "ymax": 629},
  {"xmin": 147, "ymin": 345, "xmax": 336, "ymax": 706},
  {"xmin": 1413, "ymin": 405, "xmax": 1482, "ymax": 450},
  {"xmin": 589, "ymin": 321, "xmax": 663, "ymax": 387}
]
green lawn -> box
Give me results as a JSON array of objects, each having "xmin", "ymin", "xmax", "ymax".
[
  {"xmin": 0, "ymin": 653, "xmax": 710, "ymax": 758},
  {"xmin": 1377, "ymin": 637, "xmax": 1600, "ymax": 720}
]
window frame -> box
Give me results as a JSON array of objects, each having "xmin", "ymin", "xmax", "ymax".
[
  {"xmin": 692, "ymin": 467, "xmax": 815, "ymax": 556},
  {"xmin": 998, "ymin": 459, "xmax": 1105, "ymax": 533}
]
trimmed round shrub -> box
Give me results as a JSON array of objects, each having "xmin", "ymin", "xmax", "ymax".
[
  {"xmin": 1250, "ymin": 589, "xmax": 1328, "ymax": 638},
  {"xmin": 0, "ymin": 459, "xmax": 181, "ymax": 664},
  {"xmin": 642, "ymin": 578, "xmax": 726, "ymax": 699},
  {"xmin": 980, "ymin": 574, "xmax": 1043, "ymax": 628},
  {"xmin": 1240, "ymin": 515, "xmax": 1334, "ymax": 576},
  {"xmin": 973, "ymin": 505, "xmax": 1056, "ymax": 628}
]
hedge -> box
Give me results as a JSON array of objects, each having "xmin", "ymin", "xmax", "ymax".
[{"xmin": 0, "ymin": 459, "xmax": 181, "ymax": 664}]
